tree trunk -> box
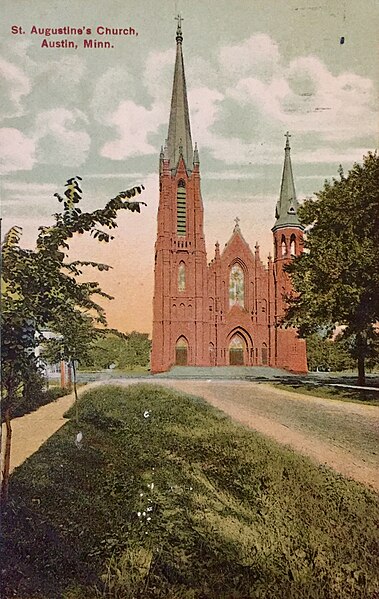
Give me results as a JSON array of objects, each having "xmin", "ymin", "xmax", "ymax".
[
  {"xmin": 356, "ymin": 331, "xmax": 366, "ymax": 387},
  {"xmin": 1, "ymin": 407, "xmax": 12, "ymax": 504},
  {"xmin": 357, "ymin": 354, "xmax": 366, "ymax": 387},
  {"xmin": 72, "ymin": 360, "xmax": 79, "ymax": 425}
]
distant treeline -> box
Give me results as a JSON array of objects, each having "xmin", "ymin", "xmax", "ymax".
[{"xmin": 80, "ymin": 331, "xmax": 151, "ymax": 370}]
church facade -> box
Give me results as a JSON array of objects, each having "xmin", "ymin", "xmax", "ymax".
[{"xmin": 151, "ymin": 21, "xmax": 307, "ymax": 374}]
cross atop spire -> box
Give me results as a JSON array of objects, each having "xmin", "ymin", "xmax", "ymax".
[
  {"xmin": 272, "ymin": 133, "xmax": 303, "ymax": 232},
  {"xmin": 175, "ymin": 14, "xmax": 183, "ymax": 43},
  {"xmin": 166, "ymin": 16, "xmax": 193, "ymax": 172},
  {"xmin": 234, "ymin": 216, "xmax": 240, "ymax": 231}
]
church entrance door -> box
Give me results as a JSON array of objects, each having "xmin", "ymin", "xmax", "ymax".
[
  {"xmin": 229, "ymin": 334, "xmax": 245, "ymax": 366},
  {"xmin": 175, "ymin": 337, "xmax": 188, "ymax": 365}
]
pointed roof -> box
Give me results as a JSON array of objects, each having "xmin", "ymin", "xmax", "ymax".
[
  {"xmin": 166, "ymin": 15, "xmax": 193, "ymax": 172},
  {"xmin": 272, "ymin": 132, "xmax": 303, "ymax": 231}
]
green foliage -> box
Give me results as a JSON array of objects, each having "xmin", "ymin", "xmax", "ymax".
[
  {"xmin": 2, "ymin": 385, "xmax": 379, "ymax": 598},
  {"xmin": 1, "ymin": 177, "xmax": 146, "ymax": 415},
  {"xmin": 285, "ymin": 152, "xmax": 379, "ymax": 382},
  {"xmin": 82, "ymin": 330, "xmax": 151, "ymax": 370},
  {"xmin": 306, "ymin": 333, "xmax": 355, "ymax": 372},
  {"xmin": 2, "ymin": 385, "xmax": 70, "ymax": 423}
]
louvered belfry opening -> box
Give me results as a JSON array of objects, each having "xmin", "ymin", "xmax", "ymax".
[{"xmin": 177, "ymin": 179, "xmax": 186, "ymax": 236}]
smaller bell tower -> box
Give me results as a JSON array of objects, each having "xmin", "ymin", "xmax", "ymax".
[{"xmin": 272, "ymin": 133, "xmax": 307, "ymax": 372}]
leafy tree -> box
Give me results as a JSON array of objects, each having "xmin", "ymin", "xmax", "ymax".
[
  {"xmin": 42, "ymin": 313, "xmax": 99, "ymax": 424},
  {"xmin": 81, "ymin": 330, "xmax": 151, "ymax": 370},
  {"xmin": 1, "ymin": 177, "xmax": 145, "ymax": 501},
  {"xmin": 82, "ymin": 331, "xmax": 129, "ymax": 370},
  {"xmin": 285, "ymin": 152, "xmax": 379, "ymax": 385},
  {"xmin": 306, "ymin": 333, "xmax": 355, "ymax": 372},
  {"xmin": 123, "ymin": 331, "xmax": 151, "ymax": 369}
]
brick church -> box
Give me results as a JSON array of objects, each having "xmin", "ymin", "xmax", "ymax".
[{"xmin": 151, "ymin": 19, "xmax": 307, "ymax": 374}]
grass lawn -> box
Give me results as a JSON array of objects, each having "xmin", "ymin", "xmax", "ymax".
[
  {"xmin": 2, "ymin": 384, "xmax": 379, "ymax": 598},
  {"xmin": 271, "ymin": 382, "xmax": 379, "ymax": 407}
]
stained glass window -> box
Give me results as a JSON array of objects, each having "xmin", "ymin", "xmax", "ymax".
[
  {"xmin": 178, "ymin": 262, "xmax": 185, "ymax": 291},
  {"xmin": 229, "ymin": 264, "xmax": 244, "ymax": 307}
]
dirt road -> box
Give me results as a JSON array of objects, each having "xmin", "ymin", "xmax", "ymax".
[{"xmin": 2, "ymin": 379, "xmax": 378, "ymax": 492}]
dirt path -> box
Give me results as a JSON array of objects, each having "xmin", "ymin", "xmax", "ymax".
[
  {"xmin": 1, "ymin": 383, "xmax": 100, "ymax": 474},
  {"xmin": 2, "ymin": 379, "xmax": 378, "ymax": 493},
  {"xmin": 159, "ymin": 380, "xmax": 379, "ymax": 492}
]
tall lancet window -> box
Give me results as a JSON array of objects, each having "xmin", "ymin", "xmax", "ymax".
[
  {"xmin": 177, "ymin": 179, "xmax": 186, "ymax": 236},
  {"xmin": 178, "ymin": 262, "xmax": 186, "ymax": 291},
  {"xmin": 281, "ymin": 235, "xmax": 287, "ymax": 256},
  {"xmin": 290, "ymin": 234, "xmax": 296, "ymax": 256},
  {"xmin": 229, "ymin": 263, "xmax": 244, "ymax": 307}
]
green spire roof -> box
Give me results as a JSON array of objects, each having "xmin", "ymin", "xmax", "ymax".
[
  {"xmin": 166, "ymin": 15, "xmax": 193, "ymax": 172},
  {"xmin": 272, "ymin": 132, "xmax": 303, "ymax": 232}
]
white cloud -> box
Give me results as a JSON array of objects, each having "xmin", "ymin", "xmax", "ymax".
[
  {"xmin": 0, "ymin": 57, "xmax": 31, "ymax": 120},
  {"xmin": 91, "ymin": 66, "xmax": 137, "ymax": 123},
  {"xmin": 100, "ymin": 100, "xmax": 164, "ymax": 160},
  {"xmin": 183, "ymin": 35, "xmax": 377, "ymax": 165},
  {"xmin": 144, "ymin": 48, "xmax": 174, "ymax": 102},
  {"xmin": 85, "ymin": 172, "xmax": 145, "ymax": 180},
  {"xmin": 219, "ymin": 34, "xmax": 281, "ymax": 82},
  {"xmin": 2, "ymin": 181, "xmax": 57, "ymax": 193},
  {"xmin": 33, "ymin": 108, "xmax": 90, "ymax": 166},
  {"xmin": 0, "ymin": 128, "xmax": 35, "ymax": 174}
]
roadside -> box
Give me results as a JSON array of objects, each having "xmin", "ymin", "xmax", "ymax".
[
  {"xmin": 2, "ymin": 378, "xmax": 378, "ymax": 492},
  {"xmin": 1, "ymin": 383, "xmax": 99, "ymax": 474}
]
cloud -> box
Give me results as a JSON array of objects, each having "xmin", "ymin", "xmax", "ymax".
[
  {"xmin": 85, "ymin": 172, "xmax": 145, "ymax": 180},
  {"xmin": 185, "ymin": 35, "xmax": 377, "ymax": 165},
  {"xmin": 33, "ymin": 108, "xmax": 90, "ymax": 166},
  {"xmin": 0, "ymin": 128, "xmax": 35, "ymax": 174},
  {"xmin": 2, "ymin": 181, "xmax": 57, "ymax": 193},
  {"xmin": 100, "ymin": 100, "xmax": 164, "ymax": 160},
  {"xmin": 144, "ymin": 48, "xmax": 174, "ymax": 103},
  {"xmin": 219, "ymin": 34, "xmax": 281, "ymax": 82},
  {"xmin": 91, "ymin": 66, "xmax": 137, "ymax": 123},
  {"xmin": 0, "ymin": 57, "xmax": 31, "ymax": 120}
]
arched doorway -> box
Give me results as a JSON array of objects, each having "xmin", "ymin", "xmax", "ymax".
[
  {"xmin": 209, "ymin": 342, "xmax": 215, "ymax": 366},
  {"xmin": 229, "ymin": 334, "xmax": 246, "ymax": 366},
  {"xmin": 262, "ymin": 343, "xmax": 268, "ymax": 365},
  {"xmin": 175, "ymin": 337, "xmax": 188, "ymax": 365}
]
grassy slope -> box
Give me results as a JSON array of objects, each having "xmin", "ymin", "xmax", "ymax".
[
  {"xmin": 271, "ymin": 382, "xmax": 379, "ymax": 407},
  {"xmin": 250, "ymin": 383, "xmax": 379, "ymax": 463},
  {"xmin": 2, "ymin": 384, "xmax": 379, "ymax": 599}
]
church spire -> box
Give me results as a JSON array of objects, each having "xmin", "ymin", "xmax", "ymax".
[
  {"xmin": 272, "ymin": 132, "xmax": 302, "ymax": 231},
  {"xmin": 166, "ymin": 15, "xmax": 193, "ymax": 172}
]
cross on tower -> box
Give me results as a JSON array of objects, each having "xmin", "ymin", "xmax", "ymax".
[
  {"xmin": 175, "ymin": 14, "xmax": 183, "ymax": 42},
  {"xmin": 285, "ymin": 131, "xmax": 291, "ymax": 148},
  {"xmin": 234, "ymin": 216, "xmax": 240, "ymax": 230}
]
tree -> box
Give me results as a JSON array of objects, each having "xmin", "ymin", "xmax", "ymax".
[
  {"xmin": 284, "ymin": 152, "xmax": 379, "ymax": 385},
  {"xmin": 81, "ymin": 330, "xmax": 151, "ymax": 370},
  {"xmin": 305, "ymin": 332, "xmax": 355, "ymax": 372},
  {"xmin": 123, "ymin": 331, "xmax": 151, "ymax": 369},
  {"xmin": 1, "ymin": 177, "xmax": 145, "ymax": 502}
]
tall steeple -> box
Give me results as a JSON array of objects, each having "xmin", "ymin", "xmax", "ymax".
[
  {"xmin": 167, "ymin": 15, "xmax": 193, "ymax": 172},
  {"xmin": 272, "ymin": 132, "xmax": 302, "ymax": 232}
]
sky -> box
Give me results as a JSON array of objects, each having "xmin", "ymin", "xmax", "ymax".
[{"xmin": 1, "ymin": 0, "xmax": 378, "ymax": 335}]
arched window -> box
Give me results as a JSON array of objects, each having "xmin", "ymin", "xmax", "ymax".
[
  {"xmin": 229, "ymin": 263, "xmax": 244, "ymax": 307},
  {"xmin": 177, "ymin": 179, "xmax": 186, "ymax": 236},
  {"xmin": 178, "ymin": 262, "xmax": 185, "ymax": 291},
  {"xmin": 290, "ymin": 234, "xmax": 296, "ymax": 256},
  {"xmin": 281, "ymin": 235, "xmax": 287, "ymax": 257}
]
